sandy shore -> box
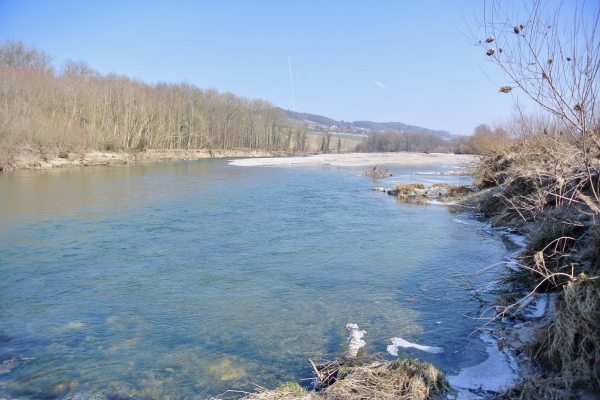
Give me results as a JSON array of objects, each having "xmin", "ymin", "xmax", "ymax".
[{"xmin": 229, "ymin": 152, "xmax": 477, "ymax": 167}]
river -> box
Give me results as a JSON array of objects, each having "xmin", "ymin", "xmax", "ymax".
[{"xmin": 0, "ymin": 158, "xmax": 516, "ymax": 399}]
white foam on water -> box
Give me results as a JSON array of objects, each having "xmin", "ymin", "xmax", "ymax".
[{"xmin": 387, "ymin": 337, "xmax": 444, "ymax": 356}]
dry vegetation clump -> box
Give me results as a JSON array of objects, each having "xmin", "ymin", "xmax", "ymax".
[
  {"xmin": 321, "ymin": 357, "xmax": 448, "ymax": 400},
  {"xmin": 496, "ymin": 276, "xmax": 600, "ymax": 399},
  {"xmin": 238, "ymin": 357, "xmax": 448, "ymax": 400},
  {"xmin": 391, "ymin": 183, "xmax": 474, "ymax": 203},
  {"xmin": 448, "ymin": 185, "xmax": 473, "ymax": 198},
  {"xmin": 364, "ymin": 165, "xmax": 389, "ymax": 182},
  {"xmin": 472, "ymin": 136, "xmax": 599, "ymax": 286},
  {"xmin": 238, "ymin": 382, "xmax": 319, "ymax": 400},
  {"xmin": 532, "ymin": 276, "xmax": 600, "ymax": 390},
  {"xmin": 494, "ymin": 374, "xmax": 567, "ymax": 400},
  {"xmin": 395, "ymin": 183, "xmax": 426, "ymax": 197},
  {"xmin": 469, "ymin": 133, "xmax": 600, "ymax": 397}
]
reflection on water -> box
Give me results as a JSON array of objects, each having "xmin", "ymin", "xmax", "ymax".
[{"xmin": 0, "ymin": 159, "xmax": 512, "ymax": 399}]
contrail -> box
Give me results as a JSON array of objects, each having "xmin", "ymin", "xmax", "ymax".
[{"xmin": 288, "ymin": 56, "xmax": 296, "ymax": 111}]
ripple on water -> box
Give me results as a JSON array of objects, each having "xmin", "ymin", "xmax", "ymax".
[{"xmin": 0, "ymin": 159, "xmax": 511, "ymax": 398}]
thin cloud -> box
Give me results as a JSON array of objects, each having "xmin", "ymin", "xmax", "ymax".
[{"xmin": 374, "ymin": 81, "xmax": 386, "ymax": 89}]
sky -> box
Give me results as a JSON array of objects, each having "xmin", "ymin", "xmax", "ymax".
[{"xmin": 0, "ymin": 0, "xmax": 579, "ymax": 135}]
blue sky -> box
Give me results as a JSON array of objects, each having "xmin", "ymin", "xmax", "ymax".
[{"xmin": 0, "ymin": 0, "xmax": 568, "ymax": 135}]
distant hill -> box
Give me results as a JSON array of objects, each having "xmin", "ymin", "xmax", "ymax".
[
  {"xmin": 279, "ymin": 108, "xmax": 453, "ymax": 139},
  {"xmin": 281, "ymin": 109, "xmax": 338, "ymax": 128}
]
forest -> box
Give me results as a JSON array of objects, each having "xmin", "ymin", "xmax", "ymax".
[{"xmin": 0, "ymin": 39, "xmax": 310, "ymax": 159}]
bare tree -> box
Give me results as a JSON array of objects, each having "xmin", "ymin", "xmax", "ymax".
[
  {"xmin": 477, "ymin": 0, "xmax": 600, "ymax": 154},
  {"xmin": 0, "ymin": 39, "xmax": 54, "ymax": 72}
]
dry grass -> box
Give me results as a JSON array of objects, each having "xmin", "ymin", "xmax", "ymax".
[
  {"xmin": 235, "ymin": 357, "xmax": 448, "ymax": 400},
  {"xmin": 471, "ymin": 136, "xmax": 599, "ymax": 283},
  {"xmin": 495, "ymin": 276, "xmax": 600, "ymax": 398},
  {"xmin": 469, "ymin": 131, "xmax": 600, "ymax": 397},
  {"xmin": 395, "ymin": 183, "xmax": 426, "ymax": 197},
  {"xmin": 432, "ymin": 182, "xmax": 452, "ymax": 188},
  {"xmin": 532, "ymin": 276, "xmax": 600, "ymax": 390},
  {"xmin": 448, "ymin": 185, "xmax": 473, "ymax": 198},
  {"xmin": 494, "ymin": 374, "xmax": 567, "ymax": 400},
  {"xmin": 238, "ymin": 382, "xmax": 319, "ymax": 400},
  {"xmin": 321, "ymin": 357, "xmax": 448, "ymax": 400}
]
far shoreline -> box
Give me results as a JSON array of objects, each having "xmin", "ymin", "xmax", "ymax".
[{"xmin": 1, "ymin": 148, "xmax": 478, "ymax": 171}]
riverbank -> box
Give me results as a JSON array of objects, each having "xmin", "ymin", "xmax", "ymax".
[
  {"xmin": 377, "ymin": 179, "xmax": 599, "ymax": 399},
  {"xmin": 0, "ymin": 147, "xmax": 294, "ymax": 170},
  {"xmin": 0, "ymin": 148, "xmax": 478, "ymax": 171}
]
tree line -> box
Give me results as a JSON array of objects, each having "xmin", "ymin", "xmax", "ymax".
[
  {"xmin": 356, "ymin": 129, "xmax": 462, "ymax": 153},
  {"xmin": 0, "ymin": 39, "xmax": 309, "ymax": 153}
]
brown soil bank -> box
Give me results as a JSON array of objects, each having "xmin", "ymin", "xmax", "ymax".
[{"xmin": 0, "ymin": 147, "xmax": 294, "ymax": 171}]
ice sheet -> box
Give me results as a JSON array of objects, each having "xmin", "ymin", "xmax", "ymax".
[
  {"xmin": 346, "ymin": 324, "xmax": 366, "ymax": 358},
  {"xmin": 387, "ymin": 337, "xmax": 444, "ymax": 356},
  {"xmin": 524, "ymin": 295, "xmax": 547, "ymax": 318},
  {"xmin": 448, "ymin": 332, "xmax": 519, "ymax": 392}
]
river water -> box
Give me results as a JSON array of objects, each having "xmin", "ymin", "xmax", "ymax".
[{"xmin": 0, "ymin": 158, "xmax": 515, "ymax": 399}]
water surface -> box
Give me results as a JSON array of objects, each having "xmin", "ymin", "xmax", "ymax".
[{"xmin": 0, "ymin": 159, "xmax": 513, "ymax": 399}]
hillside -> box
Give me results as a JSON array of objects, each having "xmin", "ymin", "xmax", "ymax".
[{"xmin": 280, "ymin": 108, "xmax": 453, "ymax": 139}]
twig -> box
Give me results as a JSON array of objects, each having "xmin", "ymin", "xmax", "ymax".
[{"xmin": 309, "ymin": 358, "xmax": 323, "ymax": 381}]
